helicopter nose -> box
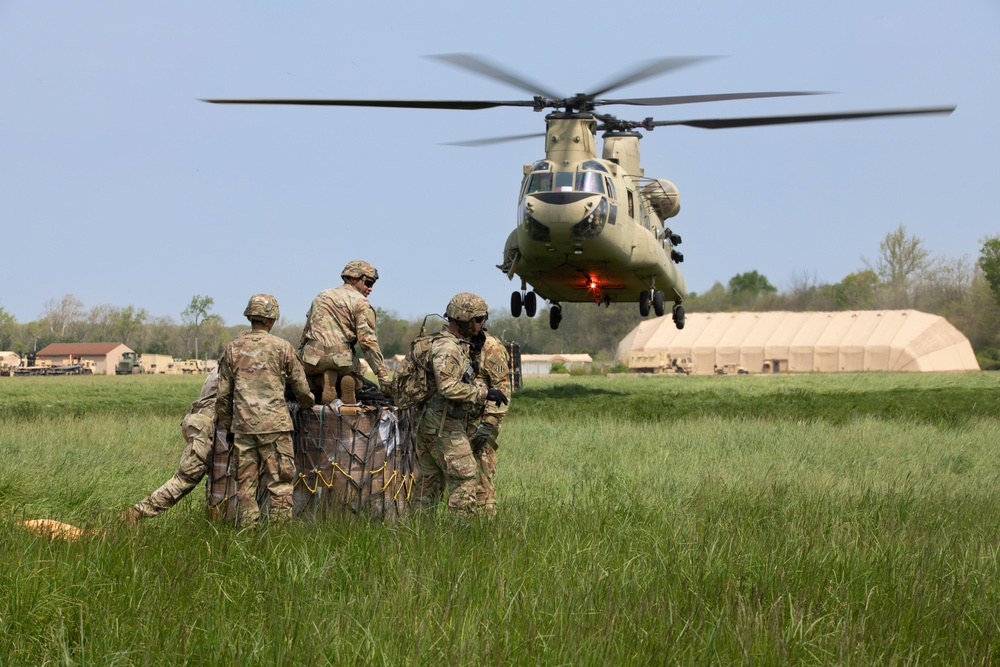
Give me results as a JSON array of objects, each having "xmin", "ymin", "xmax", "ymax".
[{"xmin": 522, "ymin": 192, "xmax": 608, "ymax": 242}]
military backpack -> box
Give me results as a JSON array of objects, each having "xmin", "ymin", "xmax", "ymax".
[{"xmin": 390, "ymin": 329, "xmax": 441, "ymax": 411}]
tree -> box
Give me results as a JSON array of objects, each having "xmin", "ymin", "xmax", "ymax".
[
  {"xmin": 41, "ymin": 294, "xmax": 85, "ymax": 341},
  {"xmin": 0, "ymin": 306, "xmax": 15, "ymax": 350},
  {"xmin": 728, "ymin": 271, "xmax": 777, "ymax": 308},
  {"xmin": 112, "ymin": 305, "xmax": 148, "ymax": 348},
  {"xmin": 864, "ymin": 225, "xmax": 931, "ymax": 308},
  {"xmin": 182, "ymin": 295, "xmax": 214, "ymax": 360},
  {"xmin": 977, "ymin": 235, "xmax": 1000, "ymax": 307},
  {"xmin": 831, "ymin": 270, "xmax": 880, "ymax": 310}
]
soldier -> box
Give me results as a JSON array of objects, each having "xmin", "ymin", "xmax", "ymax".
[
  {"xmin": 216, "ymin": 294, "xmax": 314, "ymax": 527},
  {"xmin": 118, "ymin": 367, "xmax": 220, "ymax": 522},
  {"xmin": 298, "ymin": 260, "xmax": 390, "ymax": 405},
  {"xmin": 414, "ymin": 293, "xmax": 508, "ymax": 517},
  {"xmin": 468, "ymin": 329, "xmax": 512, "ymax": 515}
]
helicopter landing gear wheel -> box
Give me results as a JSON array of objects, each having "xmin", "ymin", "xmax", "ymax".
[
  {"xmin": 673, "ymin": 304, "xmax": 685, "ymax": 330},
  {"xmin": 653, "ymin": 291, "xmax": 665, "ymax": 317},
  {"xmin": 524, "ymin": 291, "xmax": 537, "ymax": 318},
  {"xmin": 639, "ymin": 290, "xmax": 650, "ymax": 317},
  {"xmin": 511, "ymin": 291, "xmax": 522, "ymax": 318},
  {"xmin": 549, "ymin": 304, "xmax": 562, "ymax": 330}
]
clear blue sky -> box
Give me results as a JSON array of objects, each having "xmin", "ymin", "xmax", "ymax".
[{"xmin": 1, "ymin": 1, "xmax": 996, "ymax": 326}]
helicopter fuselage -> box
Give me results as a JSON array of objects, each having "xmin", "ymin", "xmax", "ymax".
[{"xmin": 501, "ymin": 114, "xmax": 686, "ymax": 307}]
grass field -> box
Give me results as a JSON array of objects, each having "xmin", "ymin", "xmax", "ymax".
[{"xmin": 1, "ymin": 372, "xmax": 998, "ymax": 664}]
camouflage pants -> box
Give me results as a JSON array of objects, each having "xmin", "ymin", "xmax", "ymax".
[
  {"xmin": 474, "ymin": 444, "xmax": 498, "ymax": 515},
  {"xmin": 414, "ymin": 414, "xmax": 478, "ymax": 517},
  {"xmin": 133, "ymin": 412, "xmax": 213, "ymax": 518},
  {"xmin": 233, "ymin": 431, "xmax": 296, "ymax": 527},
  {"xmin": 468, "ymin": 420, "xmax": 500, "ymax": 515}
]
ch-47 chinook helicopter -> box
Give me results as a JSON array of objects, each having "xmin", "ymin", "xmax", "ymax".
[{"xmin": 204, "ymin": 54, "xmax": 954, "ymax": 330}]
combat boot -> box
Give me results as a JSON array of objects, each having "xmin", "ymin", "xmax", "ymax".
[
  {"xmin": 340, "ymin": 375, "xmax": 357, "ymax": 405},
  {"xmin": 321, "ymin": 369, "xmax": 339, "ymax": 404},
  {"xmin": 117, "ymin": 507, "xmax": 142, "ymax": 524}
]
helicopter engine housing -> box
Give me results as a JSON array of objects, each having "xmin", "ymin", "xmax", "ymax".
[{"xmin": 642, "ymin": 179, "xmax": 681, "ymax": 220}]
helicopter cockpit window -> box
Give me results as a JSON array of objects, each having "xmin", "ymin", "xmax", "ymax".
[
  {"xmin": 554, "ymin": 172, "xmax": 574, "ymax": 191},
  {"xmin": 575, "ymin": 171, "xmax": 605, "ymax": 195},
  {"xmin": 525, "ymin": 172, "xmax": 553, "ymax": 194},
  {"xmin": 579, "ymin": 160, "xmax": 607, "ymax": 173},
  {"xmin": 530, "ymin": 160, "xmax": 552, "ymax": 172}
]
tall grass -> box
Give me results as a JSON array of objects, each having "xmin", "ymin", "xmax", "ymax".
[{"xmin": 0, "ymin": 373, "xmax": 997, "ymax": 664}]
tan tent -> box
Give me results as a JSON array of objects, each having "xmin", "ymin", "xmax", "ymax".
[{"xmin": 616, "ymin": 311, "xmax": 979, "ymax": 374}]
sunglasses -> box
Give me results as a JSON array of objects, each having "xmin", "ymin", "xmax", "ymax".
[
  {"xmin": 472, "ymin": 315, "xmax": 487, "ymax": 324},
  {"xmin": 363, "ymin": 278, "xmax": 377, "ymax": 288}
]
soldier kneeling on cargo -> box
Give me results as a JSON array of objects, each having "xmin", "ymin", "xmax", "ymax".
[{"xmin": 298, "ymin": 260, "xmax": 391, "ymax": 405}]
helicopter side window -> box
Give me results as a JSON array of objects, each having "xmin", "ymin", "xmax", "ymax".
[
  {"xmin": 605, "ymin": 177, "xmax": 616, "ymax": 199},
  {"xmin": 525, "ymin": 172, "xmax": 553, "ymax": 194},
  {"xmin": 574, "ymin": 172, "xmax": 605, "ymax": 194},
  {"xmin": 554, "ymin": 172, "xmax": 574, "ymax": 191}
]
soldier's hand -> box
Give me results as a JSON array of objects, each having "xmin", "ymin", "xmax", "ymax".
[
  {"xmin": 299, "ymin": 395, "xmax": 315, "ymax": 411},
  {"xmin": 486, "ymin": 388, "xmax": 508, "ymax": 406},
  {"xmin": 378, "ymin": 374, "xmax": 393, "ymax": 395},
  {"xmin": 470, "ymin": 422, "xmax": 496, "ymax": 453}
]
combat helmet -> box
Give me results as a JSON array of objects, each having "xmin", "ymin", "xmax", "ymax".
[
  {"xmin": 445, "ymin": 292, "xmax": 489, "ymax": 322},
  {"xmin": 243, "ymin": 293, "xmax": 280, "ymax": 322},
  {"xmin": 341, "ymin": 260, "xmax": 379, "ymax": 282}
]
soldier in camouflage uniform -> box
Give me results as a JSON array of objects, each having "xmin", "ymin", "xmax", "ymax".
[
  {"xmin": 118, "ymin": 367, "xmax": 220, "ymax": 522},
  {"xmin": 468, "ymin": 330, "xmax": 512, "ymax": 515},
  {"xmin": 414, "ymin": 293, "xmax": 508, "ymax": 517},
  {"xmin": 299, "ymin": 260, "xmax": 390, "ymax": 405},
  {"xmin": 216, "ymin": 294, "xmax": 315, "ymax": 527}
]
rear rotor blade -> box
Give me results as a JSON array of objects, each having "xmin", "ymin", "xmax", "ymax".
[{"xmin": 643, "ymin": 106, "xmax": 956, "ymax": 130}]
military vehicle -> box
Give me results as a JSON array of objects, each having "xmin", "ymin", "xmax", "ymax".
[
  {"xmin": 115, "ymin": 352, "xmax": 143, "ymax": 375},
  {"xmin": 204, "ymin": 55, "xmax": 953, "ymax": 330}
]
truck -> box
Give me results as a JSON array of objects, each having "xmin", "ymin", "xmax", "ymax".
[
  {"xmin": 714, "ymin": 363, "xmax": 749, "ymax": 375},
  {"xmin": 116, "ymin": 352, "xmax": 143, "ymax": 375},
  {"xmin": 48, "ymin": 356, "xmax": 97, "ymax": 375},
  {"xmin": 178, "ymin": 359, "xmax": 207, "ymax": 374},
  {"xmin": 0, "ymin": 351, "xmax": 20, "ymax": 376}
]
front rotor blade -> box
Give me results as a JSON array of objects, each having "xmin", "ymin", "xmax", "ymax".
[
  {"xmin": 444, "ymin": 132, "xmax": 546, "ymax": 147},
  {"xmin": 598, "ymin": 91, "xmax": 826, "ymax": 107},
  {"xmin": 647, "ymin": 106, "xmax": 956, "ymax": 129},
  {"xmin": 201, "ymin": 98, "xmax": 539, "ymax": 110},
  {"xmin": 427, "ymin": 53, "xmax": 564, "ymax": 100},
  {"xmin": 586, "ymin": 56, "xmax": 718, "ymax": 99}
]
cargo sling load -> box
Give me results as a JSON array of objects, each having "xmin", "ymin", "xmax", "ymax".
[{"xmin": 207, "ymin": 402, "xmax": 417, "ymax": 520}]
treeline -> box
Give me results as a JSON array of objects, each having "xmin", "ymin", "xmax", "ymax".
[{"xmin": 2, "ymin": 228, "xmax": 999, "ymax": 368}]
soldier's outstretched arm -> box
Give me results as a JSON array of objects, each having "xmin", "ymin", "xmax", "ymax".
[
  {"xmin": 285, "ymin": 345, "xmax": 315, "ymax": 410},
  {"xmin": 357, "ymin": 303, "xmax": 388, "ymax": 380}
]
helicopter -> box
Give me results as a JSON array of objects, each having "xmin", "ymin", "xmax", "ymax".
[{"xmin": 204, "ymin": 55, "xmax": 954, "ymax": 330}]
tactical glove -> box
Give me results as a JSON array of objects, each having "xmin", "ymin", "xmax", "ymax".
[
  {"xmin": 486, "ymin": 388, "xmax": 509, "ymax": 406},
  {"xmin": 470, "ymin": 422, "xmax": 497, "ymax": 454}
]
